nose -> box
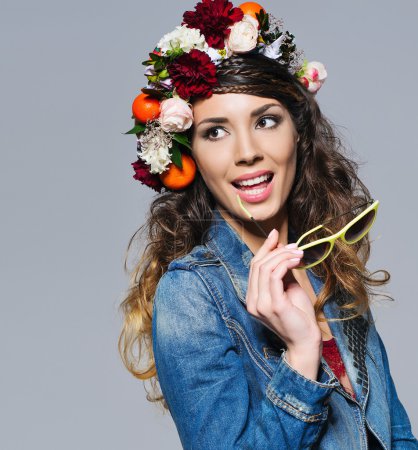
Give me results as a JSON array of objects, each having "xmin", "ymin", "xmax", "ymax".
[{"xmin": 233, "ymin": 130, "xmax": 263, "ymax": 165}]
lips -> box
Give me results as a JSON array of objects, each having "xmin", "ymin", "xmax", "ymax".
[
  {"xmin": 232, "ymin": 173, "xmax": 273, "ymax": 189},
  {"xmin": 231, "ymin": 170, "xmax": 273, "ymax": 184},
  {"xmin": 231, "ymin": 173, "xmax": 275, "ymax": 203}
]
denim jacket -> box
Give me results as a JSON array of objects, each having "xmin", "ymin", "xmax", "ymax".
[{"xmin": 152, "ymin": 208, "xmax": 417, "ymax": 449}]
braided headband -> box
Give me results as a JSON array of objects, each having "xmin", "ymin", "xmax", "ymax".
[{"xmin": 126, "ymin": 0, "xmax": 327, "ymax": 192}]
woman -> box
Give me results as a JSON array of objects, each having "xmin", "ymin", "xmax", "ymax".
[{"xmin": 119, "ymin": 1, "xmax": 417, "ymax": 448}]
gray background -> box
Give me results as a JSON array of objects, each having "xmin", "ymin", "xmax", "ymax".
[{"xmin": 1, "ymin": 0, "xmax": 416, "ymax": 448}]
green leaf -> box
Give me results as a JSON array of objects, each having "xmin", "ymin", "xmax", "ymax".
[
  {"xmin": 159, "ymin": 69, "xmax": 169, "ymax": 79},
  {"xmin": 172, "ymin": 133, "xmax": 191, "ymax": 150},
  {"xmin": 124, "ymin": 123, "xmax": 146, "ymax": 134},
  {"xmin": 141, "ymin": 88, "xmax": 166, "ymax": 99},
  {"xmin": 257, "ymin": 10, "xmax": 269, "ymax": 32},
  {"xmin": 166, "ymin": 48, "xmax": 184, "ymax": 60},
  {"xmin": 149, "ymin": 53, "xmax": 160, "ymax": 61},
  {"xmin": 170, "ymin": 143, "xmax": 183, "ymax": 169},
  {"xmin": 154, "ymin": 61, "xmax": 164, "ymax": 72}
]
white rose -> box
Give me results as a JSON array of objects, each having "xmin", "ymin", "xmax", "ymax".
[
  {"xmin": 157, "ymin": 25, "xmax": 208, "ymax": 54},
  {"xmin": 159, "ymin": 97, "xmax": 193, "ymax": 133},
  {"xmin": 227, "ymin": 15, "xmax": 259, "ymax": 54}
]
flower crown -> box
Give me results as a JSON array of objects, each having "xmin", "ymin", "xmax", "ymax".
[{"xmin": 127, "ymin": 0, "xmax": 327, "ymax": 193}]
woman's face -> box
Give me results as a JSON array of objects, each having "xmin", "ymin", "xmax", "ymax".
[{"xmin": 191, "ymin": 93, "xmax": 298, "ymax": 222}]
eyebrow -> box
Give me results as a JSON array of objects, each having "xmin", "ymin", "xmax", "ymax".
[{"xmin": 195, "ymin": 103, "xmax": 281, "ymax": 128}]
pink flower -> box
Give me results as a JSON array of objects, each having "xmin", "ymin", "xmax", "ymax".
[
  {"xmin": 300, "ymin": 61, "xmax": 327, "ymax": 93},
  {"xmin": 159, "ymin": 97, "xmax": 194, "ymax": 132}
]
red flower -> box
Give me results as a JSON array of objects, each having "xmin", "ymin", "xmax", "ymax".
[
  {"xmin": 167, "ymin": 49, "xmax": 218, "ymax": 100},
  {"xmin": 182, "ymin": 0, "xmax": 244, "ymax": 49},
  {"xmin": 131, "ymin": 159, "xmax": 163, "ymax": 193}
]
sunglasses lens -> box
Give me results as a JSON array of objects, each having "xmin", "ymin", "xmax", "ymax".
[
  {"xmin": 344, "ymin": 209, "xmax": 376, "ymax": 243},
  {"xmin": 300, "ymin": 241, "xmax": 332, "ymax": 267}
]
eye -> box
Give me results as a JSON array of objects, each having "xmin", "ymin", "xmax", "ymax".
[
  {"xmin": 202, "ymin": 126, "xmax": 228, "ymax": 141},
  {"xmin": 256, "ymin": 115, "xmax": 281, "ymax": 129}
]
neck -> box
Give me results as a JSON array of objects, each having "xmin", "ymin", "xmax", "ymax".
[{"xmin": 216, "ymin": 205, "xmax": 290, "ymax": 255}]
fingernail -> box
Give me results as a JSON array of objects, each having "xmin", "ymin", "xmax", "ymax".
[
  {"xmin": 291, "ymin": 250, "xmax": 304, "ymax": 255},
  {"xmin": 268, "ymin": 229, "xmax": 276, "ymax": 238},
  {"xmin": 285, "ymin": 243, "xmax": 298, "ymax": 249}
]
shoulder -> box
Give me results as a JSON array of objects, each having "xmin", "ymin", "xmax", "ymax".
[
  {"xmin": 153, "ymin": 248, "xmax": 223, "ymax": 329},
  {"xmin": 166, "ymin": 244, "xmax": 220, "ymax": 271},
  {"xmin": 154, "ymin": 244, "xmax": 221, "ymax": 309},
  {"xmin": 152, "ymin": 261, "xmax": 236, "ymax": 360}
]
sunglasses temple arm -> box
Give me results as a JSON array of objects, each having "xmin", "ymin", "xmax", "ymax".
[
  {"xmin": 320, "ymin": 199, "xmax": 374, "ymax": 228},
  {"xmin": 236, "ymin": 195, "xmax": 269, "ymax": 238},
  {"xmin": 251, "ymin": 218, "xmax": 269, "ymax": 238},
  {"xmin": 296, "ymin": 224, "xmax": 324, "ymax": 246}
]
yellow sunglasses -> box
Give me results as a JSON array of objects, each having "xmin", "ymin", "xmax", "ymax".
[
  {"xmin": 294, "ymin": 199, "xmax": 379, "ymax": 269},
  {"xmin": 236, "ymin": 195, "xmax": 379, "ymax": 270}
]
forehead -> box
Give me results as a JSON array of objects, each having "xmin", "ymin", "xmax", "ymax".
[{"xmin": 192, "ymin": 93, "xmax": 284, "ymax": 120}]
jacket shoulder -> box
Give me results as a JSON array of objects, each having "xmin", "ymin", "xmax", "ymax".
[{"xmin": 167, "ymin": 244, "xmax": 220, "ymax": 271}]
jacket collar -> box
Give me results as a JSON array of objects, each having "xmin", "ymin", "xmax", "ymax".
[{"xmin": 205, "ymin": 207, "xmax": 370, "ymax": 405}]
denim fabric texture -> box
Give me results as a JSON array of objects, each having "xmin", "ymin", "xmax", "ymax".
[{"xmin": 152, "ymin": 208, "xmax": 417, "ymax": 449}]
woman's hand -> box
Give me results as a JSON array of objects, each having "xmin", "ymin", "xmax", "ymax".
[{"xmin": 246, "ymin": 229, "xmax": 322, "ymax": 379}]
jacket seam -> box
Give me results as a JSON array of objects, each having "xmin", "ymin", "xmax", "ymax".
[
  {"xmin": 365, "ymin": 347, "xmax": 378, "ymax": 367},
  {"xmin": 365, "ymin": 422, "xmax": 388, "ymax": 450},
  {"xmin": 191, "ymin": 266, "xmax": 241, "ymax": 351},
  {"xmin": 227, "ymin": 319, "xmax": 273, "ymax": 379},
  {"xmin": 205, "ymin": 240, "xmax": 248, "ymax": 304},
  {"xmin": 282, "ymin": 352, "xmax": 339, "ymax": 388},
  {"xmin": 266, "ymin": 385, "xmax": 328, "ymax": 423}
]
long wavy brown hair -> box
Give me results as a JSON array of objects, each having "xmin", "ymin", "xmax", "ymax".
[{"xmin": 118, "ymin": 53, "xmax": 390, "ymax": 410}]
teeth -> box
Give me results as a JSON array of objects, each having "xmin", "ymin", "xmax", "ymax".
[
  {"xmin": 241, "ymin": 187, "xmax": 267, "ymax": 195},
  {"xmin": 235, "ymin": 174, "xmax": 271, "ymax": 186}
]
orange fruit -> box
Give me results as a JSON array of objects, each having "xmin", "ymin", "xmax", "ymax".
[
  {"xmin": 132, "ymin": 93, "xmax": 160, "ymax": 123},
  {"xmin": 238, "ymin": 2, "xmax": 265, "ymax": 20},
  {"xmin": 159, "ymin": 153, "xmax": 196, "ymax": 190}
]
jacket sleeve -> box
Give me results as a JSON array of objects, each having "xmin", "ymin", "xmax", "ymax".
[
  {"xmin": 375, "ymin": 331, "xmax": 418, "ymax": 448},
  {"xmin": 152, "ymin": 269, "xmax": 339, "ymax": 450}
]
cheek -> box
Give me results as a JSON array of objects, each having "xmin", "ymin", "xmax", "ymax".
[
  {"xmin": 191, "ymin": 142, "xmax": 231, "ymax": 180},
  {"xmin": 265, "ymin": 132, "xmax": 297, "ymax": 167},
  {"xmin": 192, "ymin": 150, "xmax": 224, "ymax": 188},
  {"xmin": 271, "ymin": 140, "xmax": 297, "ymax": 188}
]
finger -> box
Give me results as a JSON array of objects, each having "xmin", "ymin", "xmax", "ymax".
[
  {"xmin": 247, "ymin": 229, "xmax": 280, "ymax": 310},
  {"xmin": 260, "ymin": 244, "xmax": 303, "ymax": 268},
  {"xmin": 257, "ymin": 251, "xmax": 303, "ymax": 313},
  {"xmin": 251, "ymin": 229, "xmax": 280, "ymax": 263},
  {"xmin": 248, "ymin": 245, "xmax": 295, "ymax": 306},
  {"xmin": 270, "ymin": 257, "xmax": 302, "ymax": 299}
]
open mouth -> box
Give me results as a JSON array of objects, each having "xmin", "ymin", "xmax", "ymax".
[{"xmin": 232, "ymin": 173, "xmax": 274, "ymax": 195}]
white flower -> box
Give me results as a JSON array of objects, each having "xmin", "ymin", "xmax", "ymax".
[
  {"xmin": 138, "ymin": 125, "xmax": 173, "ymax": 174},
  {"xmin": 157, "ymin": 25, "xmax": 208, "ymax": 54},
  {"xmin": 205, "ymin": 45, "xmax": 232, "ymax": 66},
  {"xmin": 227, "ymin": 15, "xmax": 259, "ymax": 54},
  {"xmin": 259, "ymin": 34, "xmax": 286, "ymax": 59},
  {"xmin": 159, "ymin": 97, "xmax": 193, "ymax": 133}
]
